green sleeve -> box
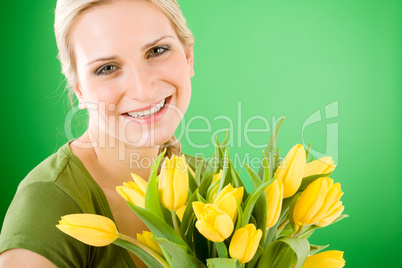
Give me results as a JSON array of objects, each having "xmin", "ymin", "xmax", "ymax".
[{"xmin": 0, "ymin": 182, "xmax": 90, "ymax": 267}]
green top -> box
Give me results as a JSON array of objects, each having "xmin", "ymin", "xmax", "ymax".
[{"xmin": 0, "ymin": 141, "xmax": 135, "ymax": 267}]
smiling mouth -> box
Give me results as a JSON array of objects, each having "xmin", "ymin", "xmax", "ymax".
[{"xmin": 125, "ymin": 98, "xmax": 167, "ymax": 119}]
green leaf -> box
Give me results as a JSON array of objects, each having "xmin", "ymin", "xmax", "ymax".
[
  {"xmin": 273, "ymin": 147, "xmax": 281, "ymax": 175},
  {"xmin": 155, "ymin": 237, "xmax": 206, "ymax": 268},
  {"xmin": 195, "ymin": 159, "xmax": 205, "ymax": 185},
  {"xmin": 217, "ymin": 148, "xmax": 232, "ymax": 195},
  {"xmin": 197, "ymin": 191, "xmax": 208, "ymax": 203},
  {"xmin": 180, "ymin": 190, "xmax": 199, "ymax": 244},
  {"xmin": 257, "ymin": 238, "xmax": 310, "ymax": 268},
  {"xmin": 243, "ymin": 163, "xmax": 262, "ymax": 190},
  {"xmin": 198, "ymin": 171, "xmax": 215, "ymax": 196},
  {"xmin": 207, "ymin": 258, "xmax": 242, "ymax": 268},
  {"xmin": 258, "ymin": 116, "xmax": 286, "ymax": 178},
  {"xmin": 305, "ymin": 143, "xmax": 312, "ymax": 161},
  {"xmin": 145, "ymin": 149, "xmax": 166, "ymax": 221},
  {"xmin": 113, "ymin": 238, "xmax": 169, "ymax": 268},
  {"xmin": 229, "ymin": 158, "xmax": 246, "ymax": 193},
  {"xmin": 188, "ymin": 168, "xmax": 199, "ymax": 194},
  {"xmin": 287, "ymin": 193, "xmax": 302, "ymax": 234},
  {"xmin": 265, "ymin": 218, "xmax": 279, "ymax": 247},
  {"xmin": 241, "ymin": 181, "xmax": 271, "ymax": 227},
  {"xmin": 251, "ymin": 189, "xmax": 267, "ymax": 247},
  {"xmin": 261, "ymin": 150, "xmax": 271, "ymax": 183},
  {"xmin": 127, "ymin": 201, "xmax": 191, "ymax": 254},
  {"xmin": 331, "ymin": 214, "xmax": 349, "ymax": 225},
  {"xmin": 215, "ymin": 242, "xmax": 228, "ymax": 258},
  {"xmin": 272, "ymin": 247, "xmax": 296, "ymax": 268},
  {"xmin": 309, "ymin": 244, "xmax": 329, "ymax": 255},
  {"xmin": 184, "ymin": 154, "xmax": 209, "ymax": 178},
  {"xmin": 234, "ymin": 198, "xmax": 244, "ymax": 231}
]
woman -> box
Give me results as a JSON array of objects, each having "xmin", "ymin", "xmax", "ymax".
[{"xmin": 0, "ymin": 0, "xmax": 194, "ymax": 267}]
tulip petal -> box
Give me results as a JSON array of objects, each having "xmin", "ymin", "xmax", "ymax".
[
  {"xmin": 265, "ymin": 179, "xmax": 283, "ymax": 228},
  {"xmin": 293, "ymin": 177, "xmax": 328, "ymax": 227},
  {"xmin": 302, "ymin": 250, "xmax": 345, "ymax": 268},
  {"xmin": 303, "ymin": 156, "xmax": 336, "ymax": 178},
  {"xmin": 195, "ymin": 219, "xmax": 224, "ymax": 242},
  {"xmin": 243, "ymin": 228, "xmax": 262, "ymax": 264},
  {"xmin": 131, "ymin": 173, "xmax": 148, "ymax": 194},
  {"xmin": 192, "ymin": 201, "xmax": 206, "ymax": 220},
  {"xmin": 229, "ymin": 227, "xmax": 248, "ymax": 262},
  {"xmin": 276, "ymin": 144, "xmax": 306, "ymax": 198},
  {"xmin": 214, "ymin": 212, "xmax": 234, "ymax": 240}
]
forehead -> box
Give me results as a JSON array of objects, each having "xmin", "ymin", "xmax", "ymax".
[{"xmin": 70, "ymin": 0, "xmax": 176, "ymax": 61}]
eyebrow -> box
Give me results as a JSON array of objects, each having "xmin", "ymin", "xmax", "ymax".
[{"xmin": 85, "ymin": 35, "xmax": 175, "ymax": 66}]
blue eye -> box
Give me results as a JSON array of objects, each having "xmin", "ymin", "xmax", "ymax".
[
  {"xmin": 148, "ymin": 46, "xmax": 170, "ymax": 58},
  {"xmin": 96, "ymin": 65, "xmax": 117, "ymax": 76}
]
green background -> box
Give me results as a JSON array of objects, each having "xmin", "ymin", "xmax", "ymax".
[{"xmin": 1, "ymin": 0, "xmax": 401, "ymax": 267}]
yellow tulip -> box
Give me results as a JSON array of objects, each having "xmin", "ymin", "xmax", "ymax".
[
  {"xmin": 192, "ymin": 202, "xmax": 234, "ymax": 242},
  {"xmin": 137, "ymin": 231, "xmax": 163, "ymax": 256},
  {"xmin": 116, "ymin": 173, "xmax": 148, "ymax": 208},
  {"xmin": 213, "ymin": 184, "xmax": 244, "ymax": 222},
  {"xmin": 176, "ymin": 204, "xmax": 186, "ymax": 222},
  {"xmin": 275, "ymin": 144, "xmax": 306, "ymax": 198},
  {"xmin": 158, "ymin": 154, "xmax": 189, "ymax": 211},
  {"xmin": 229, "ymin": 224, "xmax": 262, "ymax": 264},
  {"xmin": 56, "ymin": 214, "xmax": 118, "ymax": 247},
  {"xmin": 302, "ymin": 250, "xmax": 345, "ymax": 268},
  {"xmin": 211, "ymin": 169, "xmax": 223, "ymax": 184},
  {"xmin": 293, "ymin": 177, "xmax": 344, "ymax": 229},
  {"xmin": 265, "ymin": 179, "xmax": 283, "ymax": 229},
  {"xmin": 304, "ymin": 156, "xmax": 336, "ymax": 178}
]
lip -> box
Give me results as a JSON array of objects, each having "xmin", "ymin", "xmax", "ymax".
[{"xmin": 122, "ymin": 95, "xmax": 172, "ymax": 125}]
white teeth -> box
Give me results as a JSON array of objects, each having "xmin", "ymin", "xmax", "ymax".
[{"xmin": 127, "ymin": 98, "xmax": 166, "ymax": 118}]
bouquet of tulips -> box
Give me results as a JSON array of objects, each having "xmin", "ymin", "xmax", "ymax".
[{"xmin": 57, "ymin": 117, "xmax": 347, "ymax": 268}]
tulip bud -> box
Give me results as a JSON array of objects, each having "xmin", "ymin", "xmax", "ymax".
[
  {"xmin": 302, "ymin": 250, "xmax": 345, "ymax": 268},
  {"xmin": 208, "ymin": 170, "xmax": 224, "ymax": 202},
  {"xmin": 56, "ymin": 214, "xmax": 118, "ymax": 247},
  {"xmin": 293, "ymin": 177, "xmax": 344, "ymax": 229},
  {"xmin": 116, "ymin": 173, "xmax": 148, "ymax": 208},
  {"xmin": 304, "ymin": 156, "xmax": 336, "ymax": 178},
  {"xmin": 211, "ymin": 169, "xmax": 223, "ymax": 185},
  {"xmin": 213, "ymin": 184, "xmax": 244, "ymax": 222},
  {"xmin": 265, "ymin": 179, "xmax": 283, "ymax": 229},
  {"xmin": 229, "ymin": 224, "xmax": 262, "ymax": 264},
  {"xmin": 137, "ymin": 231, "xmax": 163, "ymax": 256},
  {"xmin": 158, "ymin": 154, "xmax": 189, "ymax": 211},
  {"xmin": 275, "ymin": 144, "xmax": 306, "ymax": 198},
  {"xmin": 192, "ymin": 202, "xmax": 234, "ymax": 242}
]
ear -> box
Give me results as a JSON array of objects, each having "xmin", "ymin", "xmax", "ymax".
[
  {"xmin": 73, "ymin": 82, "xmax": 86, "ymax": 109},
  {"xmin": 185, "ymin": 44, "xmax": 195, "ymax": 77}
]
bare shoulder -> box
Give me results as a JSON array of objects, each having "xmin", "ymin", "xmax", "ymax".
[{"xmin": 0, "ymin": 249, "xmax": 56, "ymax": 268}]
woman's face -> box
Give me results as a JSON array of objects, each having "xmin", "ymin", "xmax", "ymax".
[{"xmin": 71, "ymin": 0, "xmax": 194, "ymax": 148}]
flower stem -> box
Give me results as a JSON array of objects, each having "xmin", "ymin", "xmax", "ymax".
[
  {"xmin": 171, "ymin": 211, "xmax": 181, "ymax": 237},
  {"xmin": 117, "ymin": 233, "xmax": 170, "ymax": 268},
  {"xmin": 276, "ymin": 219, "xmax": 289, "ymax": 235},
  {"xmin": 212, "ymin": 243, "xmax": 217, "ymax": 258},
  {"xmin": 291, "ymin": 226, "xmax": 304, "ymax": 238}
]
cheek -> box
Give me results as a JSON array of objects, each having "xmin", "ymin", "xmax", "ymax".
[{"xmin": 80, "ymin": 75, "xmax": 122, "ymax": 106}]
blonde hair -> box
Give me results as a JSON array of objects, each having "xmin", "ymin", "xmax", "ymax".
[{"xmin": 54, "ymin": 0, "xmax": 193, "ymax": 156}]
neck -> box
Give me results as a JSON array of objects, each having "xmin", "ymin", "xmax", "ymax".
[{"xmin": 72, "ymin": 128, "xmax": 160, "ymax": 187}]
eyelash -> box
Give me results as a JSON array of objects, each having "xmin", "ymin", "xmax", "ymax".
[{"xmin": 95, "ymin": 45, "xmax": 171, "ymax": 76}]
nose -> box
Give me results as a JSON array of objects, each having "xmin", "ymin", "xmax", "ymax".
[{"xmin": 123, "ymin": 65, "xmax": 157, "ymax": 102}]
